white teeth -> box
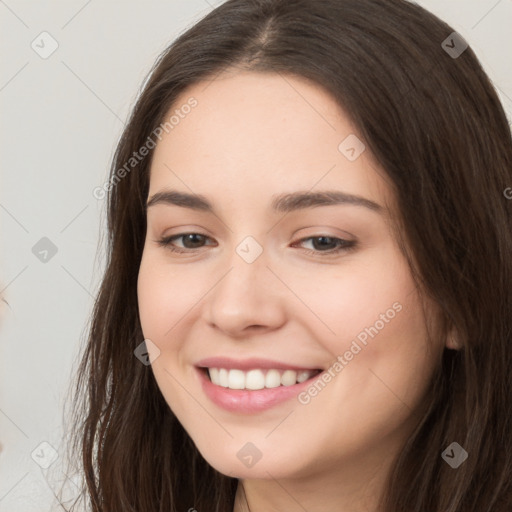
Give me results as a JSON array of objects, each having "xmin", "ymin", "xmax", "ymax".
[
  {"xmin": 209, "ymin": 368, "xmax": 219, "ymax": 383},
  {"xmin": 281, "ymin": 370, "xmax": 297, "ymax": 386},
  {"xmin": 296, "ymin": 370, "xmax": 311, "ymax": 383},
  {"xmin": 246, "ymin": 369, "xmax": 265, "ymax": 390},
  {"xmin": 206, "ymin": 368, "xmax": 319, "ymax": 390},
  {"xmin": 228, "ymin": 369, "xmax": 245, "ymax": 389},
  {"xmin": 218, "ymin": 368, "xmax": 229, "ymax": 387},
  {"xmin": 265, "ymin": 369, "xmax": 281, "ymax": 389}
]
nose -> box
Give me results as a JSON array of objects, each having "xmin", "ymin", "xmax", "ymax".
[{"xmin": 204, "ymin": 248, "xmax": 287, "ymax": 338}]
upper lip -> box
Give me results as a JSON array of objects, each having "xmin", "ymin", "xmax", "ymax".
[{"xmin": 196, "ymin": 357, "xmax": 323, "ymax": 372}]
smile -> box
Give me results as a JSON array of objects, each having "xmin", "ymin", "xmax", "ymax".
[
  {"xmin": 194, "ymin": 358, "xmax": 325, "ymax": 413},
  {"xmin": 205, "ymin": 367, "xmax": 321, "ymax": 390}
]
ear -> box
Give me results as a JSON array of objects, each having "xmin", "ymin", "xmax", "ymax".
[{"xmin": 445, "ymin": 326, "xmax": 462, "ymax": 350}]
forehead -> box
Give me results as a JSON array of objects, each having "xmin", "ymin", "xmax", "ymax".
[{"xmin": 148, "ymin": 70, "xmax": 393, "ymax": 213}]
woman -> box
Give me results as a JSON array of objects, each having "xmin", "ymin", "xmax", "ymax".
[{"xmin": 63, "ymin": 0, "xmax": 512, "ymax": 510}]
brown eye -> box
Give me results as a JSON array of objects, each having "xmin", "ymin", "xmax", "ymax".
[
  {"xmin": 293, "ymin": 236, "xmax": 356, "ymax": 256},
  {"xmin": 157, "ymin": 233, "xmax": 215, "ymax": 252}
]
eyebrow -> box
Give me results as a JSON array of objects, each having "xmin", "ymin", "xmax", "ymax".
[{"xmin": 146, "ymin": 189, "xmax": 384, "ymax": 214}]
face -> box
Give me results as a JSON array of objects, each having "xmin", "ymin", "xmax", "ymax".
[{"xmin": 137, "ymin": 69, "xmax": 444, "ymax": 483}]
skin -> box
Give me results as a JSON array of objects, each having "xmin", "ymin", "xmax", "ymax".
[{"xmin": 137, "ymin": 69, "xmax": 451, "ymax": 512}]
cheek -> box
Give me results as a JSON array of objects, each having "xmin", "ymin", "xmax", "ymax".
[
  {"xmin": 297, "ymin": 243, "xmax": 436, "ymax": 399},
  {"xmin": 289, "ymin": 244, "xmax": 414, "ymax": 351},
  {"xmin": 136, "ymin": 257, "xmax": 199, "ymax": 407},
  {"xmin": 137, "ymin": 255, "xmax": 202, "ymax": 341},
  {"xmin": 315, "ymin": 282, "xmax": 437, "ymax": 433}
]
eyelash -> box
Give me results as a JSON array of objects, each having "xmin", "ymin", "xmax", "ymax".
[{"xmin": 156, "ymin": 233, "xmax": 357, "ymax": 257}]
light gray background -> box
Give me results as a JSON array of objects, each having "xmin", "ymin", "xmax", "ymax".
[{"xmin": 0, "ymin": 1, "xmax": 511, "ymax": 510}]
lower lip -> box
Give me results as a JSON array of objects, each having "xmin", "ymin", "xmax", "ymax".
[{"xmin": 196, "ymin": 367, "xmax": 320, "ymax": 413}]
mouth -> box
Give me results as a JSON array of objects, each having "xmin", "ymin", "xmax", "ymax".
[
  {"xmin": 194, "ymin": 358, "xmax": 327, "ymax": 413},
  {"xmin": 198, "ymin": 366, "xmax": 323, "ymax": 391}
]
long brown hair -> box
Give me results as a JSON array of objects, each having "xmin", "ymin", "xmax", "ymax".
[{"xmin": 61, "ymin": 0, "xmax": 512, "ymax": 510}]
